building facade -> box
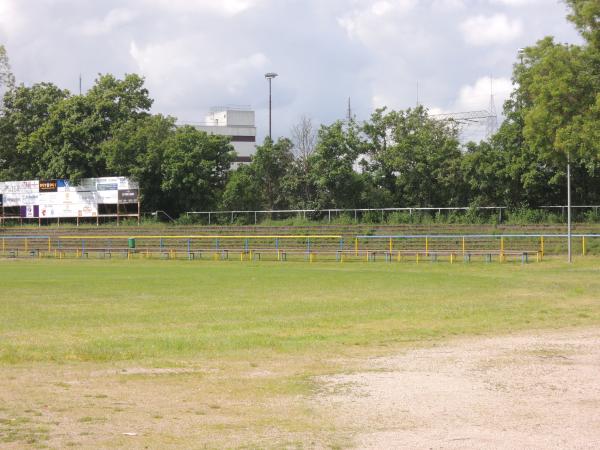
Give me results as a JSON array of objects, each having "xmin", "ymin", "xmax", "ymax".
[{"xmin": 194, "ymin": 107, "xmax": 257, "ymax": 163}]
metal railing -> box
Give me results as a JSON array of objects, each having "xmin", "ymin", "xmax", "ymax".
[
  {"xmin": 2, "ymin": 233, "xmax": 599, "ymax": 261},
  {"xmin": 186, "ymin": 206, "xmax": 600, "ymax": 225}
]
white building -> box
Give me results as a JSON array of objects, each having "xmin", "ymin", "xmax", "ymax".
[{"xmin": 194, "ymin": 107, "xmax": 257, "ymax": 163}]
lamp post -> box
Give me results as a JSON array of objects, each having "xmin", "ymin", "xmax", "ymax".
[
  {"xmin": 567, "ymin": 152, "xmax": 572, "ymax": 263},
  {"xmin": 264, "ymin": 72, "xmax": 278, "ymax": 139}
]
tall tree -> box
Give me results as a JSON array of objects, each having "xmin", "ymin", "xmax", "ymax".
[
  {"xmin": 363, "ymin": 106, "xmax": 464, "ymax": 207},
  {"xmin": 309, "ymin": 120, "xmax": 364, "ymax": 209},
  {"xmin": 160, "ymin": 126, "xmax": 235, "ymax": 214},
  {"xmin": 0, "ymin": 83, "xmax": 69, "ymax": 180},
  {"xmin": 221, "ymin": 164, "xmax": 263, "ymax": 211},
  {"xmin": 251, "ymin": 137, "xmax": 294, "ymax": 210},
  {"xmin": 32, "ymin": 74, "xmax": 153, "ymax": 182},
  {"xmin": 101, "ymin": 114, "xmax": 176, "ymax": 211},
  {"xmin": 0, "ymin": 44, "xmax": 15, "ymax": 99}
]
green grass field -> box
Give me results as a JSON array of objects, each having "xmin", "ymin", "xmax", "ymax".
[{"xmin": 1, "ymin": 258, "xmax": 600, "ymax": 447}]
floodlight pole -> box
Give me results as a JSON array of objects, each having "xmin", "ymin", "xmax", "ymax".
[
  {"xmin": 264, "ymin": 72, "xmax": 278, "ymax": 139},
  {"xmin": 567, "ymin": 152, "xmax": 572, "ymax": 263}
]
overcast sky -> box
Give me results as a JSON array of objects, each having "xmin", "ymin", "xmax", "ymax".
[{"xmin": 0, "ymin": 0, "xmax": 582, "ymax": 141}]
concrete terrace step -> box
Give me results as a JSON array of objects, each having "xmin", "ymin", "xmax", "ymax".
[{"xmin": 1, "ymin": 223, "xmax": 599, "ymax": 238}]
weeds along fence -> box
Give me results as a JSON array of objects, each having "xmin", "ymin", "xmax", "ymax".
[
  {"xmin": 1, "ymin": 233, "xmax": 599, "ymax": 263},
  {"xmin": 184, "ymin": 206, "xmax": 600, "ymax": 225}
]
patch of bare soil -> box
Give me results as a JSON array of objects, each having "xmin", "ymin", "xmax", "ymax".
[{"xmin": 316, "ymin": 328, "xmax": 600, "ymax": 449}]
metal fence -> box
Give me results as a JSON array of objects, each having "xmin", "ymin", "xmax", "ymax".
[
  {"xmin": 186, "ymin": 206, "xmax": 600, "ymax": 225},
  {"xmin": 2, "ymin": 233, "xmax": 599, "ymax": 262}
]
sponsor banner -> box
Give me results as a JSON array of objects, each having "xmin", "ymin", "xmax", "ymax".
[
  {"xmin": 0, "ymin": 180, "xmax": 39, "ymax": 195},
  {"xmin": 0, "ymin": 177, "xmax": 136, "ymax": 216},
  {"xmin": 74, "ymin": 177, "xmax": 138, "ymax": 192},
  {"xmin": 96, "ymin": 190, "xmax": 118, "ymax": 204},
  {"xmin": 3, "ymin": 193, "xmax": 38, "ymax": 206},
  {"xmin": 20, "ymin": 205, "xmax": 39, "ymax": 218},
  {"xmin": 97, "ymin": 183, "xmax": 118, "ymax": 191},
  {"xmin": 39, "ymin": 203, "xmax": 98, "ymax": 218},
  {"xmin": 118, "ymin": 189, "xmax": 139, "ymax": 204},
  {"xmin": 39, "ymin": 180, "xmax": 58, "ymax": 192}
]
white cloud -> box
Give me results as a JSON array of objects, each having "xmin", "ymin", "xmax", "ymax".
[
  {"xmin": 136, "ymin": 0, "xmax": 264, "ymax": 16},
  {"xmin": 129, "ymin": 38, "xmax": 268, "ymax": 109},
  {"xmin": 431, "ymin": 0, "xmax": 465, "ymax": 11},
  {"xmin": 454, "ymin": 76, "xmax": 513, "ymax": 112},
  {"xmin": 338, "ymin": 0, "xmax": 417, "ymax": 42},
  {"xmin": 490, "ymin": 0, "xmax": 543, "ymax": 5},
  {"xmin": 0, "ymin": 0, "xmax": 582, "ymax": 140},
  {"xmin": 460, "ymin": 14, "xmax": 522, "ymax": 46},
  {"xmin": 78, "ymin": 9, "xmax": 137, "ymax": 36},
  {"xmin": 0, "ymin": 0, "xmax": 25, "ymax": 37}
]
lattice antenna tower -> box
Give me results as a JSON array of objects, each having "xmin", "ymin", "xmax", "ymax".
[
  {"xmin": 486, "ymin": 77, "xmax": 498, "ymax": 139},
  {"xmin": 346, "ymin": 97, "xmax": 354, "ymax": 122}
]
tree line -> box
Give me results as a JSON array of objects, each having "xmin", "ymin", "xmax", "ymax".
[{"xmin": 0, "ymin": 0, "xmax": 598, "ymax": 219}]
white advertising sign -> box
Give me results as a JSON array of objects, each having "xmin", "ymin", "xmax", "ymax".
[
  {"xmin": 0, "ymin": 180, "xmax": 39, "ymax": 194},
  {"xmin": 1, "ymin": 176, "xmax": 136, "ymax": 218}
]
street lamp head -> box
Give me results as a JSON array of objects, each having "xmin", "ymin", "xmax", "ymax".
[{"xmin": 264, "ymin": 72, "xmax": 278, "ymax": 80}]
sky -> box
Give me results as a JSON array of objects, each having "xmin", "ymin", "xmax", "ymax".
[{"xmin": 0, "ymin": 0, "xmax": 583, "ymax": 142}]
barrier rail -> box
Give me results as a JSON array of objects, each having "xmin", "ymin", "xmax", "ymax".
[
  {"xmin": 186, "ymin": 206, "xmax": 600, "ymax": 224},
  {"xmin": 2, "ymin": 233, "xmax": 599, "ymax": 263}
]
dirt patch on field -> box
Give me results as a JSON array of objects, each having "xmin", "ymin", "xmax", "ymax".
[
  {"xmin": 316, "ymin": 328, "xmax": 600, "ymax": 449},
  {"xmin": 2, "ymin": 328, "xmax": 599, "ymax": 448}
]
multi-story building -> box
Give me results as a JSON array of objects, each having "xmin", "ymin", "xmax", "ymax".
[{"xmin": 194, "ymin": 106, "xmax": 257, "ymax": 163}]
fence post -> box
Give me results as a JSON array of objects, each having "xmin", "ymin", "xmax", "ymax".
[
  {"xmin": 355, "ymin": 238, "xmax": 358, "ymax": 256},
  {"xmin": 582, "ymin": 236, "xmax": 586, "ymax": 256},
  {"xmin": 462, "ymin": 236, "xmax": 465, "ymax": 256},
  {"xmin": 389, "ymin": 237, "xmax": 393, "ymax": 253},
  {"xmin": 540, "ymin": 236, "xmax": 544, "ymax": 257},
  {"xmin": 425, "ymin": 237, "xmax": 429, "ymax": 257}
]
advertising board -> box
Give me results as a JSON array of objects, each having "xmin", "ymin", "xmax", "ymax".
[
  {"xmin": 39, "ymin": 180, "xmax": 58, "ymax": 192},
  {"xmin": 118, "ymin": 189, "xmax": 139, "ymax": 204},
  {"xmin": 0, "ymin": 177, "xmax": 137, "ymax": 218}
]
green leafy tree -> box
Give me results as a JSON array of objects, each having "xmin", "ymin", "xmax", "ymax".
[
  {"xmin": 566, "ymin": 0, "xmax": 600, "ymax": 48},
  {"xmin": 309, "ymin": 120, "xmax": 364, "ymax": 209},
  {"xmin": 502, "ymin": 0, "xmax": 600, "ymax": 206},
  {"xmin": 31, "ymin": 74, "xmax": 153, "ymax": 182},
  {"xmin": 161, "ymin": 126, "xmax": 235, "ymax": 214},
  {"xmin": 101, "ymin": 114, "xmax": 176, "ymax": 211},
  {"xmin": 0, "ymin": 83, "xmax": 69, "ymax": 180},
  {"xmin": 0, "ymin": 44, "xmax": 15, "ymax": 98},
  {"xmin": 221, "ymin": 165, "xmax": 263, "ymax": 211},
  {"xmin": 251, "ymin": 137, "xmax": 294, "ymax": 210},
  {"xmin": 363, "ymin": 106, "xmax": 464, "ymax": 207}
]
